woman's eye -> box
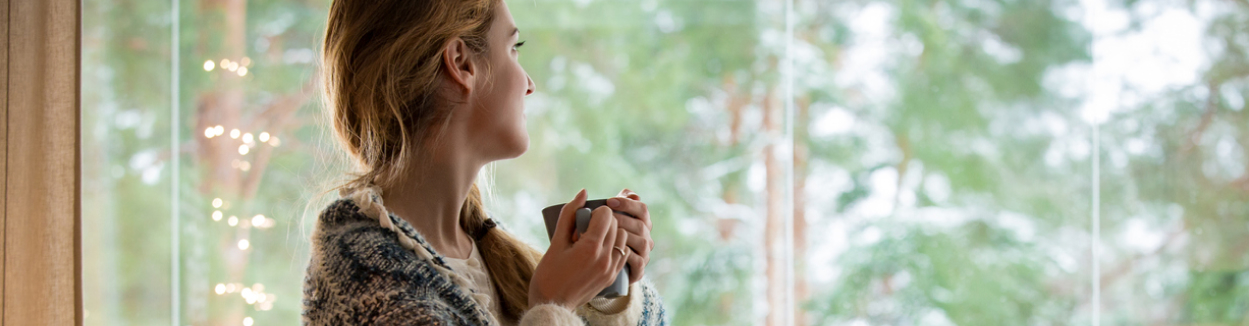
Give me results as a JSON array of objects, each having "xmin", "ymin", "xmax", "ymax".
[{"xmin": 513, "ymin": 41, "xmax": 526, "ymax": 50}]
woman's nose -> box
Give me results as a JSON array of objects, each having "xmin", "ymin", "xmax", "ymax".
[{"xmin": 525, "ymin": 74, "xmax": 536, "ymax": 96}]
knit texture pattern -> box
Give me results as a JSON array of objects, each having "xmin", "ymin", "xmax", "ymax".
[{"xmin": 302, "ymin": 197, "xmax": 669, "ymax": 325}]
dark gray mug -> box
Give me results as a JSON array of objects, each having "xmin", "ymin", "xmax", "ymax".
[{"xmin": 542, "ymin": 199, "xmax": 631, "ymax": 298}]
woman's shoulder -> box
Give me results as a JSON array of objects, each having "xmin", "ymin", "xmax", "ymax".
[
  {"xmin": 304, "ymin": 198, "xmax": 493, "ymax": 325},
  {"xmin": 312, "ymin": 196, "xmax": 447, "ymax": 267},
  {"xmin": 316, "ymin": 197, "xmax": 375, "ymax": 229},
  {"xmin": 309, "ymin": 198, "xmax": 411, "ymax": 270}
]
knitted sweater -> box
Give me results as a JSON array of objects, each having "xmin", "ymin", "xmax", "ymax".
[{"xmin": 302, "ymin": 196, "xmax": 669, "ymax": 325}]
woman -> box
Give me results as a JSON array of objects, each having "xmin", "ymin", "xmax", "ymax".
[{"xmin": 301, "ymin": 0, "xmax": 667, "ymax": 325}]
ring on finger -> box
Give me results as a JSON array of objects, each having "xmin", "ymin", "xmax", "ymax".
[{"xmin": 613, "ymin": 246, "xmax": 628, "ymax": 257}]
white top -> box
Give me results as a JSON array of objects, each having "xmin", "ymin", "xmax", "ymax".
[{"xmin": 442, "ymin": 241, "xmax": 511, "ymax": 325}]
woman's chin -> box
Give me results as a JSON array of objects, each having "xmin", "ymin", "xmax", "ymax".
[
  {"xmin": 513, "ymin": 137, "xmax": 530, "ymax": 158},
  {"xmin": 501, "ymin": 135, "xmax": 529, "ymax": 160}
]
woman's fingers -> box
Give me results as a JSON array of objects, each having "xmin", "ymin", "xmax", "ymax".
[
  {"xmin": 554, "ymin": 189, "xmax": 588, "ymax": 246},
  {"xmin": 614, "ymin": 213, "xmax": 647, "ymax": 237},
  {"xmin": 623, "ymin": 223, "xmax": 651, "ymax": 254},
  {"xmin": 581, "ymin": 206, "xmax": 615, "ymax": 248},
  {"xmin": 607, "ymin": 196, "xmax": 651, "ymax": 230},
  {"xmin": 608, "ymin": 189, "xmax": 651, "ymax": 285},
  {"xmin": 618, "ymin": 188, "xmax": 641, "ymax": 201},
  {"xmin": 600, "ymin": 209, "xmax": 619, "ymax": 253},
  {"xmin": 626, "ymin": 249, "xmax": 647, "ymax": 283},
  {"xmin": 610, "ymin": 228, "xmax": 630, "ymax": 281}
]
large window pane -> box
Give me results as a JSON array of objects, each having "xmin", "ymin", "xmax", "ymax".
[
  {"xmin": 797, "ymin": 0, "xmax": 1249, "ymax": 325},
  {"xmin": 171, "ymin": 0, "xmax": 329, "ymax": 323},
  {"xmin": 798, "ymin": 0, "xmax": 1093, "ymax": 324},
  {"xmin": 82, "ymin": 0, "xmax": 175, "ymax": 323},
  {"xmin": 1096, "ymin": 0, "xmax": 1249, "ymax": 324}
]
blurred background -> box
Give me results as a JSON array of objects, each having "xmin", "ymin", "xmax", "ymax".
[{"xmin": 80, "ymin": 0, "xmax": 1249, "ymax": 325}]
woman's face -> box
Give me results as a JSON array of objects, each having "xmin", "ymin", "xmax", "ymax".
[{"xmin": 465, "ymin": 1, "xmax": 535, "ymax": 162}]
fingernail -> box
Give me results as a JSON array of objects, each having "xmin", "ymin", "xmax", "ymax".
[
  {"xmin": 607, "ymin": 198, "xmax": 620, "ymax": 208},
  {"xmin": 577, "ymin": 188, "xmax": 587, "ymax": 199}
]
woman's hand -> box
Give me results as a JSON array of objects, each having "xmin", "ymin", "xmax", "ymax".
[
  {"xmin": 607, "ymin": 188, "xmax": 653, "ymax": 283},
  {"xmin": 529, "ymin": 189, "xmax": 630, "ymax": 310}
]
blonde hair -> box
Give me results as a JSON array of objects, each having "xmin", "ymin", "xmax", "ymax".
[{"xmin": 321, "ymin": 0, "xmax": 542, "ymax": 321}]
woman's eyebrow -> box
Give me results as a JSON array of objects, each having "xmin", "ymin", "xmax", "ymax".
[{"xmin": 510, "ymin": 27, "xmax": 519, "ymax": 38}]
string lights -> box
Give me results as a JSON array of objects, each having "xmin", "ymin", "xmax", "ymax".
[
  {"xmin": 201, "ymin": 57, "xmax": 279, "ymax": 319},
  {"xmin": 207, "ymin": 195, "xmax": 279, "ymax": 314},
  {"xmin": 212, "ymin": 282, "xmax": 276, "ymax": 311},
  {"xmin": 204, "ymin": 123, "xmax": 280, "ymax": 173},
  {"xmin": 203, "ymin": 57, "xmax": 253, "ymax": 77},
  {"xmin": 203, "ymin": 126, "xmax": 280, "ymax": 148}
]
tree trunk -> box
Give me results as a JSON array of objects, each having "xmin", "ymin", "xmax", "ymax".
[
  {"xmin": 762, "ymin": 87, "xmax": 786, "ymax": 326},
  {"xmin": 793, "ymin": 97, "xmax": 810, "ymax": 326}
]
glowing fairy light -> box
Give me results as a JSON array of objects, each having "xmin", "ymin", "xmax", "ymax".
[
  {"xmin": 204, "ymin": 60, "xmax": 216, "ymax": 71},
  {"xmin": 258, "ymin": 132, "xmax": 270, "ymax": 142},
  {"xmin": 242, "ymin": 133, "xmax": 254, "ymax": 144},
  {"xmin": 230, "ymin": 129, "xmax": 241, "ymax": 139},
  {"xmin": 237, "ymin": 67, "xmax": 249, "ymax": 76},
  {"xmin": 252, "ymin": 215, "xmax": 266, "ymax": 228},
  {"xmin": 228, "ymin": 216, "xmax": 238, "ymax": 226},
  {"xmin": 243, "ymin": 317, "xmax": 254, "ymax": 326},
  {"xmin": 205, "ymin": 127, "xmax": 216, "ymax": 138},
  {"xmin": 212, "ymin": 210, "xmax": 223, "ymax": 221},
  {"xmin": 238, "ymin": 145, "xmax": 250, "ymax": 155},
  {"xmin": 212, "ymin": 198, "xmax": 223, "ymax": 208},
  {"xmin": 215, "ymin": 283, "xmax": 226, "ymax": 295},
  {"xmin": 238, "ymin": 239, "xmax": 250, "ymax": 250}
]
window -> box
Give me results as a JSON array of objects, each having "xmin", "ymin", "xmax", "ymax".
[{"xmin": 81, "ymin": 0, "xmax": 1249, "ymax": 325}]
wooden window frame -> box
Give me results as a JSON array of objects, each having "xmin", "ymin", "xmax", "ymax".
[{"xmin": 1, "ymin": 0, "xmax": 83, "ymax": 324}]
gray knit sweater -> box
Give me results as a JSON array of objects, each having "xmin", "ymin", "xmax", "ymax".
[{"xmin": 302, "ymin": 196, "xmax": 669, "ymax": 325}]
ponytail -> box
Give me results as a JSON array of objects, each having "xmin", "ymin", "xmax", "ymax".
[{"xmin": 460, "ymin": 183, "xmax": 543, "ymax": 322}]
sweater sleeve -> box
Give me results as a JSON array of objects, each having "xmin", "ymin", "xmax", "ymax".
[
  {"xmin": 519, "ymin": 303, "xmax": 585, "ymax": 326},
  {"xmin": 575, "ymin": 281, "xmax": 668, "ymax": 326},
  {"xmin": 517, "ymin": 280, "xmax": 669, "ymax": 326}
]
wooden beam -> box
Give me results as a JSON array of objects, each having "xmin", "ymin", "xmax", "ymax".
[
  {"xmin": 0, "ymin": 0, "xmax": 9, "ymax": 320},
  {"xmin": 4, "ymin": 0, "xmax": 82, "ymax": 324}
]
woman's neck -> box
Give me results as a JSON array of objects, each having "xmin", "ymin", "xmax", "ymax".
[{"xmin": 380, "ymin": 156, "xmax": 483, "ymax": 260}]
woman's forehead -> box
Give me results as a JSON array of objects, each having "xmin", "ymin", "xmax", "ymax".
[{"xmin": 496, "ymin": 1, "xmax": 518, "ymax": 36}]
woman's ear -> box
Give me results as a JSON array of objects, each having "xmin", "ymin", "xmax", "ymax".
[{"xmin": 441, "ymin": 37, "xmax": 478, "ymax": 96}]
